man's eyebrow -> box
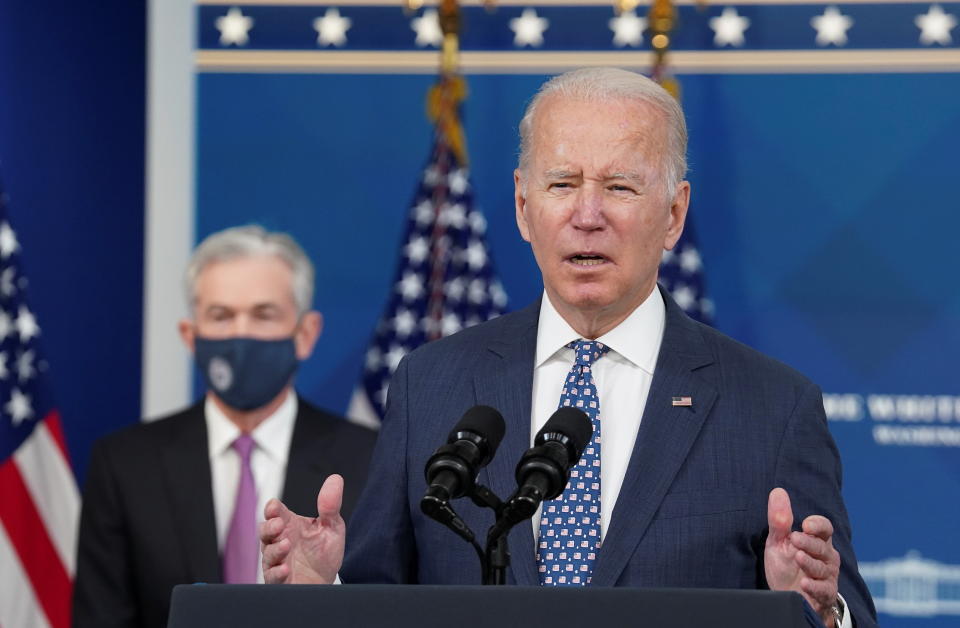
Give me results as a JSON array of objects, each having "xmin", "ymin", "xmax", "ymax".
[
  {"xmin": 543, "ymin": 168, "xmax": 579, "ymax": 179},
  {"xmin": 605, "ymin": 171, "xmax": 646, "ymax": 184}
]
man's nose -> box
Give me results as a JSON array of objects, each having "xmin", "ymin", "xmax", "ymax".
[
  {"xmin": 570, "ymin": 186, "xmax": 605, "ymax": 230},
  {"xmin": 230, "ymin": 314, "xmax": 253, "ymax": 337}
]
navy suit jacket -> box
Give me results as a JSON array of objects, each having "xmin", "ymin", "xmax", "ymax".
[{"xmin": 342, "ymin": 289, "xmax": 877, "ymax": 627}]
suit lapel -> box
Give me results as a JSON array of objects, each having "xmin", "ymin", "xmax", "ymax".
[
  {"xmin": 282, "ymin": 402, "xmax": 335, "ymax": 517},
  {"xmin": 473, "ymin": 301, "xmax": 540, "ymax": 586},
  {"xmin": 591, "ymin": 290, "xmax": 718, "ymax": 586},
  {"xmin": 159, "ymin": 404, "xmax": 222, "ymax": 583}
]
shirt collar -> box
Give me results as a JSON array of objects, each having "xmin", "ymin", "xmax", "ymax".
[
  {"xmin": 205, "ymin": 389, "xmax": 298, "ymax": 462},
  {"xmin": 535, "ymin": 286, "xmax": 665, "ymax": 375}
]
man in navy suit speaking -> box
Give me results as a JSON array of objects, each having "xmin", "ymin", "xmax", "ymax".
[{"xmin": 260, "ymin": 68, "xmax": 877, "ymax": 628}]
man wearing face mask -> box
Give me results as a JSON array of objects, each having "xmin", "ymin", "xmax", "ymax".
[{"xmin": 72, "ymin": 225, "xmax": 377, "ymax": 628}]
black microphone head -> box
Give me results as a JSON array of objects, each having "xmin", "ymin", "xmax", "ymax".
[
  {"xmin": 448, "ymin": 405, "xmax": 506, "ymax": 462},
  {"xmin": 536, "ymin": 407, "xmax": 592, "ymax": 461}
]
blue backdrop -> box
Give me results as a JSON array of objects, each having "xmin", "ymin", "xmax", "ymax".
[{"xmin": 193, "ymin": 3, "xmax": 960, "ymax": 624}]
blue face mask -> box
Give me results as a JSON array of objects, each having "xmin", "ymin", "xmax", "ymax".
[{"xmin": 194, "ymin": 336, "xmax": 299, "ymax": 411}]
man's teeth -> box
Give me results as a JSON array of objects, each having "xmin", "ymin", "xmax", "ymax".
[{"xmin": 571, "ymin": 256, "xmax": 605, "ymax": 266}]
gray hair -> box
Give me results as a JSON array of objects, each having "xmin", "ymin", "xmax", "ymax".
[
  {"xmin": 517, "ymin": 67, "xmax": 688, "ymax": 192},
  {"xmin": 185, "ymin": 225, "xmax": 315, "ymax": 317}
]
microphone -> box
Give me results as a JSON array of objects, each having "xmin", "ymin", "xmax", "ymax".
[
  {"xmin": 421, "ymin": 405, "xmax": 506, "ymax": 518},
  {"xmin": 501, "ymin": 407, "xmax": 592, "ymax": 524}
]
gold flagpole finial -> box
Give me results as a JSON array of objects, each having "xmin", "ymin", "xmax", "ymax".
[{"xmin": 423, "ymin": 0, "xmax": 469, "ymax": 165}]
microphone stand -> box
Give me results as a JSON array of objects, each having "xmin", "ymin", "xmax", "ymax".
[
  {"xmin": 467, "ymin": 485, "xmax": 510, "ymax": 585},
  {"xmin": 425, "ymin": 481, "xmax": 552, "ymax": 585}
]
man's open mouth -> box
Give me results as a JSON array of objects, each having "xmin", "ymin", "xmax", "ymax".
[{"xmin": 569, "ymin": 254, "xmax": 607, "ymax": 266}]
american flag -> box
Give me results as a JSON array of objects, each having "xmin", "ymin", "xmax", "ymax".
[
  {"xmin": 659, "ymin": 217, "xmax": 714, "ymax": 325},
  {"xmin": 0, "ymin": 176, "xmax": 79, "ymax": 628},
  {"xmin": 348, "ymin": 81, "xmax": 508, "ymax": 427}
]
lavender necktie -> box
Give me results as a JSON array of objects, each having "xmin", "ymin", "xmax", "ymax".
[{"xmin": 223, "ymin": 433, "xmax": 258, "ymax": 583}]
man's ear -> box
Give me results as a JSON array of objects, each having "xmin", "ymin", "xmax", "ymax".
[
  {"xmin": 294, "ymin": 311, "xmax": 323, "ymax": 361},
  {"xmin": 514, "ymin": 169, "xmax": 531, "ymax": 243},
  {"xmin": 663, "ymin": 180, "xmax": 691, "ymax": 251},
  {"xmin": 178, "ymin": 319, "xmax": 196, "ymax": 354}
]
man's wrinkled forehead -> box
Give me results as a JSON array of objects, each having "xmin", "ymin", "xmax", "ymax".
[{"xmin": 526, "ymin": 96, "xmax": 669, "ymax": 177}]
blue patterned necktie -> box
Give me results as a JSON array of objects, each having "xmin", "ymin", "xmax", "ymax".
[{"xmin": 537, "ymin": 339, "xmax": 610, "ymax": 586}]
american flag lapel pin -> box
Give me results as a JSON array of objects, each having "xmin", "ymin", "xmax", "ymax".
[{"xmin": 672, "ymin": 396, "xmax": 693, "ymax": 407}]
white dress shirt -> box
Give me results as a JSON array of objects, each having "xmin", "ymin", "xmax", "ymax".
[
  {"xmin": 530, "ymin": 287, "xmax": 665, "ymax": 540},
  {"xmin": 206, "ymin": 389, "xmax": 297, "ymax": 584}
]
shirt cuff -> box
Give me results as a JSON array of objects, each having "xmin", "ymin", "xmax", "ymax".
[{"xmin": 837, "ymin": 592, "xmax": 852, "ymax": 628}]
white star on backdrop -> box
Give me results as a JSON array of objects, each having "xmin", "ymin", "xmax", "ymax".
[
  {"xmin": 0, "ymin": 311, "xmax": 10, "ymax": 342},
  {"xmin": 448, "ymin": 169, "xmax": 470, "ymax": 195},
  {"xmin": 0, "ymin": 267, "xmax": 15, "ymax": 297},
  {"xmin": 0, "ymin": 222, "xmax": 19, "ymax": 259},
  {"xmin": 465, "ymin": 240, "xmax": 487, "ymax": 270},
  {"xmin": 469, "ymin": 211, "xmax": 487, "ymax": 234},
  {"xmin": 397, "ymin": 271, "xmax": 425, "ymax": 301},
  {"xmin": 441, "ymin": 312, "xmax": 462, "ymax": 336},
  {"xmin": 609, "ymin": 10, "xmax": 647, "ymax": 48},
  {"xmin": 0, "ymin": 352, "xmax": 7, "ymax": 380},
  {"xmin": 679, "ymin": 247, "xmax": 702, "ymax": 273},
  {"xmin": 365, "ymin": 346, "xmax": 381, "ymax": 370},
  {"xmin": 15, "ymin": 306, "xmax": 39, "ymax": 343},
  {"xmin": 672, "ymin": 285, "xmax": 697, "ymax": 310},
  {"xmin": 423, "ymin": 165, "xmax": 442, "ymax": 185},
  {"xmin": 445, "ymin": 277, "xmax": 466, "ymax": 301},
  {"xmin": 468, "ymin": 278, "xmax": 487, "ymax": 304},
  {"xmin": 414, "ymin": 200, "xmax": 435, "ymax": 226},
  {"xmin": 5, "ymin": 387, "xmax": 32, "ymax": 426},
  {"xmin": 710, "ymin": 7, "xmax": 750, "ymax": 47},
  {"xmin": 701, "ymin": 297, "xmax": 716, "ymax": 319},
  {"xmin": 916, "ymin": 4, "xmax": 957, "ymax": 45},
  {"xmin": 811, "ymin": 6, "xmax": 854, "ymax": 46},
  {"xmin": 411, "ymin": 9, "xmax": 443, "ymax": 48},
  {"xmin": 490, "ymin": 282, "xmax": 507, "ymax": 308},
  {"xmin": 384, "ymin": 344, "xmax": 407, "ymax": 372},
  {"xmin": 510, "ymin": 8, "xmax": 549, "ymax": 48},
  {"xmin": 393, "ymin": 309, "xmax": 417, "ymax": 337},
  {"xmin": 215, "ymin": 7, "xmax": 254, "ymax": 47},
  {"xmin": 404, "ymin": 236, "xmax": 430, "ymax": 264},
  {"xmin": 440, "ymin": 203, "xmax": 467, "ymax": 229},
  {"xmin": 314, "ymin": 8, "xmax": 352, "ymax": 47},
  {"xmin": 16, "ymin": 349, "xmax": 35, "ymax": 382}
]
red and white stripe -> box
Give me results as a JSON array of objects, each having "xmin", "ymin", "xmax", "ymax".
[{"xmin": 0, "ymin": 410, "xmax": 79, "ymax": 628}]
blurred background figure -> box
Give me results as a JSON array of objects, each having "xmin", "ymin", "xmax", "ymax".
[{"xmin": 72, "ymin": 226, "xmax": 376, "ymax": 628}]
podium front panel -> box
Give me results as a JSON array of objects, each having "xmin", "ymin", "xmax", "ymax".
[{"xmin": 168, "ymin": 584, "xmax": 809, "ymax": 628}]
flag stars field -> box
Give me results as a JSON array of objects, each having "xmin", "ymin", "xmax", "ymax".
[
  {"xmin": 5, "ymin": 387, "xmax": 32, "ymax": 426},
  {"xmin": 0, "ymin": 222, "xmax": 19, "ymax": 259},
  {"xmin": 15, "ymin": 305, "xmax": 39, "ymax": 343}
]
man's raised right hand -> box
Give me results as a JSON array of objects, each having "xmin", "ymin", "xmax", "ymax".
[{"xmin": 260, "ymin": 473, "xmax": 346, "ymax": 584}]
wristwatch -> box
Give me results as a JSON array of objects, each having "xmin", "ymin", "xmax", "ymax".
[{"xmin": 831, "ymin": 597, "xmax": 845, "ymax": 627}]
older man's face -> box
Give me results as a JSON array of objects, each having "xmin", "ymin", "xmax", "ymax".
[
  {"xmin": 514, "ymin": 95, "xmax": 689, "ymax": 330},
  {"xmin": 184, "ymin": 255, "xmax": 319, "ymax": 361}
]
